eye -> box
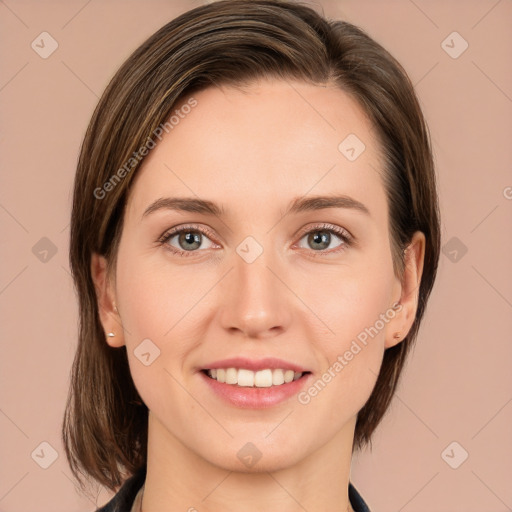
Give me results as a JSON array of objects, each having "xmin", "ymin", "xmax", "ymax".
[
  {"xmin": 158, "ymin": 225, "xmax": 217, "ymax": 257},
  {"xmin": 158, "ymin": 223, "xmax": 353, "ymax": 258},
  {"xmin": 295, "ymin": 223, "xmax": 352, "ymax": 255}
]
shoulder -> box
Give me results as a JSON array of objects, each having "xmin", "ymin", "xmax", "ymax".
[
  {"xmin": 349, "ymin": 481, "xmax": 372, "ymax": 512},
  {"xmin": 95, "ymin": 466, "xmax": 146, "ymax": 512}
]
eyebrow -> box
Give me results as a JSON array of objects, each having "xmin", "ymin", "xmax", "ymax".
[{"xmin": 141, "ymin": 194, "xmax": 370, "ymax": 219}]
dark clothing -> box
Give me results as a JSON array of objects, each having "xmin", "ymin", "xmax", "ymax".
[{"xmin": 96, "ymin": 465, "xmax": 371, "ymax": 511}]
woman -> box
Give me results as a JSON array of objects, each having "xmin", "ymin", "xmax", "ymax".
[{"xmin": 62, "ymin": 1, "xmax": 440, "ymax": 510}]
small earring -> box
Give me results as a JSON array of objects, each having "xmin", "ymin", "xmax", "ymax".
[{"xmin": 107, "ymin": 332, "xmax": 115, "ymax": 338}]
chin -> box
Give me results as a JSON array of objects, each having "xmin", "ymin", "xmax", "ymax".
[{"xmin": 202, "ymin": 442, "xmax": 307, "ymax": 474}]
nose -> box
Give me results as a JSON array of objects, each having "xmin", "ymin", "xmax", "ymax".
[{"xmin": 219, "ymin": 247, "xmax": 292, "ymax": 339}]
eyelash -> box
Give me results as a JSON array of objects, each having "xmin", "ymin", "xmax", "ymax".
[{"xmin": 157, "ymin": 223, "xmax": 353, "ymax": 258}]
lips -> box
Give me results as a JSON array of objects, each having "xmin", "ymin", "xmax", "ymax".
[
  {"xmin": 201, "ymin": 356, "xmax": 310, "ymax": 373},
  {"xmin": 199, "ymin": 368, "xmax": 313, "ymax": 408},
  {"xmin": 197, "ymin": 356, "xmax": 313, "ymax": 408}
]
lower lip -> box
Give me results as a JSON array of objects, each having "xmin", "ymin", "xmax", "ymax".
[{"xmin": 199, "ymin": 371, "xmax": 313, "ymax": 409}]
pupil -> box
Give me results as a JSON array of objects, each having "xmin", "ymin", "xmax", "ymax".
[
  {"xmin": 180, "ymin": 231, "xmax": 201, "ymax": 250},
  {"xmin": 310, "ymin": 231, "xmax": 329, "ymax": 250}
]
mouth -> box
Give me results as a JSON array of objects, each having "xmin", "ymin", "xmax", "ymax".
[{"xmin": 201, "ymin": 368, "xmax": 312, "ymax": 388}]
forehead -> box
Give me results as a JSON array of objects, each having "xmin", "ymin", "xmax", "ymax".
[{"xmin": 125, "ymin": 79, "xmax": 387, "ymax": 222}]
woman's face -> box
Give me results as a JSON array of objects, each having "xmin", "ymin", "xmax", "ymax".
[{"xmin": 96, "ymin": 79, "xmax": 422, "ymax": 472}]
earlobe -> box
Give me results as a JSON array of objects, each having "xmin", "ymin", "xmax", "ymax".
[
  {"xmin": 90, "ymin": 253, "xmax": 125, "ymax": 348},
  {"xmin": 385, "ymin": 312, "xmax": 405, "ymax": 349},
  {"xmin": 385, "ymin": 231, "xmax": 426, "ymax": 349}
]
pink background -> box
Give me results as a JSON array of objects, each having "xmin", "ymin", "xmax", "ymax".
[{"xmin": 1, "ymin": 0, "xmax": 511, "ymax": 510}]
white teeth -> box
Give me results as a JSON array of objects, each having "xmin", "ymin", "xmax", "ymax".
[
  {"xmin": 237, "ymin": 368, "xmax": 254, "ymax": 387},
  {"xmin": 284, "ymin": 370, "xmax": 295, "ymax": 383},
  {"xmin": 272, "ymin": 369, "xmax": 284, "ymax": 385},
  {"xmin": 254, "ymin": 369, "xmax": 273, "ymax": 387},
  {"xmin": 206, "ymin": 367, "xmax": 305, "ymax": 387},
  {"xmin": 225, "ymin": 367, "xmax": 237, "ymax": 384}
]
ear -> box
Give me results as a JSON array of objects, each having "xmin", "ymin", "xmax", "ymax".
[
  {"xmin": 91, "ymin": 252, "xmax": 125, "ymax": 348},
  {"xmin": 385, "ymin": 231, "xmax": 426, "ymax": 349}
]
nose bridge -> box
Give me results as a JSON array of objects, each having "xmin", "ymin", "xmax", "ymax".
[{"xmin": 219, "ymin": 238, "xmax": 291, "ymax": 337}]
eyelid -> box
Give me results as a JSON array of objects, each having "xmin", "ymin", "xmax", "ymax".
[
  {"xmin": 294, "ymin": 222, "xmax": 353, "ymax": 244},
  {"xmin": 158, "ymin": 224, "xmax": 218, "ymax": 244}
]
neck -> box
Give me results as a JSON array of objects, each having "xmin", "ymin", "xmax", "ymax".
[{"xmin": 141, "ymin": 412, "xmax": 357, "ymax": 512}]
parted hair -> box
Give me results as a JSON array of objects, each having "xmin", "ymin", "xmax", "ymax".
[{"xmin": 62, "ymin": 0, "xmax": 440, "ymax": 494}]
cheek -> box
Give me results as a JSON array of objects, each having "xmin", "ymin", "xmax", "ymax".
[
  {"xmin": 115, "ymin": 257, "xmax": 195, "ymax": 415},
  {"xmin": 297, "ymin": 263, "xmax": 394, "ymax": 409},
  {"xmin": 303, "ymin": 260, "xmax": 395, "ymax": 346},
  {"xmin": 116, "ymin": 248, "xmax": 203, "ymax": 339},
  {"xmin": 115, "ymin": 249, "xmax": 218, "ymax": 399}
]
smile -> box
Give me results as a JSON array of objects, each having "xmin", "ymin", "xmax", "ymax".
[{"xmin": 203, "ymin": 368, "xmax": 309, "ymax": 387}]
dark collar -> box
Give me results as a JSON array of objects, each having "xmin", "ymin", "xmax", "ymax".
[{"xmin": 96, "ymin": 465, "xmax": 371, "ymax": 512}]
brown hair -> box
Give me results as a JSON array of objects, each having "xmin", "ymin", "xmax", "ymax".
[{"xmin": 62, "ymin": 0, "xmax": 440, "ymax": 495}]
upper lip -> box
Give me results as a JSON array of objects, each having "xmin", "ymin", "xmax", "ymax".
[{"xmin": 201, "ymin": 357, "xmax": 310, "ymax": 373}]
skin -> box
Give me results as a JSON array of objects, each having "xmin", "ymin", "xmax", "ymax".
[{"xmin": 92, "ymin": 79, "xmax": 425, "ymax": 512}]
